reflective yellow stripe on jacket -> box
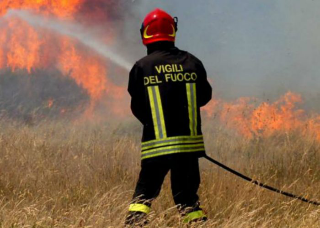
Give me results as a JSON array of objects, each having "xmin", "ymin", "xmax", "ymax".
[
  {"xmin": 141, "ymin": 135, "xmax": 204, "ymax": 160},
  {"xmin": 143, "ymin": 84, "xmax": 203, "ymax": 160},
  {"xmin": 142, "ymin": 135, "xmax": 204, "ymax": 151},
  {"xmin": 147, "ymin": 86, "xmax": 167, "ymax": 139},
  {"xmin": 186, "ymin": 83, "xmax": 198, "ymax": 136}
]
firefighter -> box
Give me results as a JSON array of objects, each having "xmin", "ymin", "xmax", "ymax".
[{"xmin": 125, "ymin": 8, "xmax": 212, "ymax": 226}]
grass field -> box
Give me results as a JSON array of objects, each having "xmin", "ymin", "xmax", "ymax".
[{"xmin": 0, "ymin": 118, "xmax": 319, "ymax": 227}]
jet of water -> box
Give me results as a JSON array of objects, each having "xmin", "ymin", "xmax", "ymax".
[{"xmin": 5, "ymin": 9, "xmax": 132, "ymax": 72}]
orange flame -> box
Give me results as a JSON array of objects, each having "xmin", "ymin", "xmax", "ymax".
[
  {"xmin": 0, "ymin": 1, "xmax": 128, "ymax": 118},
  {"xmin": 0, "ymin": 27, "xmax": 6, "ymax": 69},
  {"xmin": 204, "ymin": 92, "xmax": 320, "ymax": 141},
  {"xmin": 58, "ymin": 38, "xmax": 108, "ymax": 100},
  {"xmin": 6, "ymin": 18, "xmax": 42, "ymax": 73},
  {"xmin": 47, "ymin": 98, "xmax": 54, "ymax": 108},
  {"xmin": 0, "ymin": 0, "xmax": 83, "ymax": 18}
]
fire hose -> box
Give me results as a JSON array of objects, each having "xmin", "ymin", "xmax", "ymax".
[{"xmin": 204, "ymin": 155, "xmax": 320, "ymax": 206}]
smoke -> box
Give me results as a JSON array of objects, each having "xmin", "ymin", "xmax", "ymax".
[{"xmin": 128, "ymin": 1, "xmax": 320, "ymax": 104}]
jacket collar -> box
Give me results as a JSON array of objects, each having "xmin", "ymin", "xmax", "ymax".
[{"xmin": 147, "ymin": 42, "xmax": 176, "ymax": 55}]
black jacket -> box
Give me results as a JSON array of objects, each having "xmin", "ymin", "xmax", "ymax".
[{"xmin": 128, "ymin": 43, "xmax": 212, "ymax": 160}]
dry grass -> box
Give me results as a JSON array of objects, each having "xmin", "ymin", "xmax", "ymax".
[{"xmin": 0, "ymin": 118, "xmax": 319, "ymax": 227}]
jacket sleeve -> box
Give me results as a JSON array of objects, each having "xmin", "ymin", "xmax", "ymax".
[
  {"xmin": 128, "ymin": 63, "xmax": 146, "ymax": 124},
  {"xmin": 197, "ymin": 61, "xmax": 212, "ymax": 107}
]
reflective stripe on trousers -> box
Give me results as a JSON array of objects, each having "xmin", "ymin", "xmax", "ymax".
[
  {"xmin": 183, "ymin": 210, "xmax": 207, "ymax": 223},
  {"xmin": 129, "ymin": 204, "xmax": 151, "ymax": 214}
]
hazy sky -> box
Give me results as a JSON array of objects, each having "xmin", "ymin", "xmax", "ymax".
[{"xmin": 125, "ymin": 0, "xmax": 320, "ymax": 101}]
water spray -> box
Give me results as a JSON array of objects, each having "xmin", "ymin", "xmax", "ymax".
[{"xmin": 5, "ymin": 10, "xmax": 132, "ymax": 72}]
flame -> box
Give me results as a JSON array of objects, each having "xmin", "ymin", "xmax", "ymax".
[
  {"xmin": 0, "ymin": 0, "xmax": 83, "ymax": 18},
  {"xmin": 201, "ymin": 98, "xmax": 220, "ymax": 118},
  {"xmin": 249, "ymin": 92, "xmax": 304, "ymax": 137},
  {"xmin": 204, "ymin": 92, "xmax": 320, "ymax": 141},
  {"xmin": 58, "ymin": 38, "xmax": 108, "ymax": 100},
  {"xmin": 6, "ymin": 18, "xmax": 42, "ymax": 73},
  {"xmin": 47, "ymin": 98, "xmax": 54, "ymax": 108},
  {"xmin": 0, "ymin": 27, "xmax": 6, "ymax": 69},
  {"xmin": 0, "ymin": 0, "xmax": 128, "ymax": 118},
  {"xmin": 220, "ymin": 97, "xmax": 255, "ymax": 138},
  {"xmin": 0, "ymin": 17, "xmax": 120, "ymax": 102}
]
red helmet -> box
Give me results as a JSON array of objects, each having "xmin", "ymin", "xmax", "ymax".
[{"xmin": 140, "ymin": 8, "xmax": 178, "ymax": 46}]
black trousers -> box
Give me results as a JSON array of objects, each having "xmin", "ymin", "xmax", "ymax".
[{"xmin": 132, "ymin": 153, "xmax": 202, "ymax": 213}]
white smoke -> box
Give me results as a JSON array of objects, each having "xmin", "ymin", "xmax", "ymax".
[{"xmin": 5, "ymin": 9, "xmax": 132, "ymax": 72}]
